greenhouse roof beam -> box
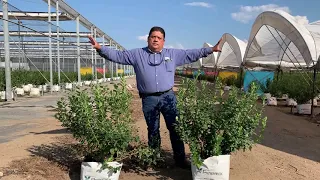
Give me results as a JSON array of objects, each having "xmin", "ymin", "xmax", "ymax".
[
  {"xmin": 0, "ymin": 11, "xmax": 72, "ymax": 21},
  {"xmin": 42, "ymin": 0, "xmax": 125, "ymax": 50},
  {"xmin": 0, "ymin": 41, "xmax": 109, "ymax": 46},
  {"xmin": 0, "ymin": 31, "xmax": 91, "ymax": 37}
]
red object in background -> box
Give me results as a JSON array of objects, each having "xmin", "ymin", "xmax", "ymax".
[
  {"xmin": 97, "ymin": 68, "xmax": 108, "ymax": 74},
  {"xmin": 205, "ymin": 71, "xmax": 218, "ymax": 76}
]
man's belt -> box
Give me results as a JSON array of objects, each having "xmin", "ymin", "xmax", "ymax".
[{"xmin": 139, "ymin": 88, "xmax": 172, "ymax": 98}]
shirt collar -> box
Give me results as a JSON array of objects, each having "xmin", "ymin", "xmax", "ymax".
[{"xmin": 147, "ymin": 47, "xmax": 163, "ymax": 54}]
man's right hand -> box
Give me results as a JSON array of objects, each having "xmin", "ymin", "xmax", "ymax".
[{"xmin": 88, "ymin": 35, "xmax": 101, "ymax": 50}]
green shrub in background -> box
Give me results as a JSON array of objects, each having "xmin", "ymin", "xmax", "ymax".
[
  {"xmin": 0, "ymin": 69, "xmax": 114, "ymax": 91},
  {"xmin": 221, "ymin": 75, "xmax": 237, "ymax": 86}
]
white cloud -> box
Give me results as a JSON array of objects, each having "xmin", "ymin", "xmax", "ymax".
[
  {"xmin": 137, "ymin": 34, "xmax": 148, "ymax": 41},
  {"xmin": 242, "ymin": 39, "xmax": 248, "ymax": 43},
  {"xmin": 231, "ymin": 4, "xmax": 290, "ymax": 23},
  {"xmin": 294, "ymin": 15, "xmax": 309, "ymax": 25},
  {"xmin": 231, "ymin": 4, "xmax": 310, "ymax": 26},
  {"xmin": 165, "ymin": 43, "xmax": 185, "ymax": 49},
  {"xmin": 184, "ymin": 2, "xmax": 213, "ymax": 8}
]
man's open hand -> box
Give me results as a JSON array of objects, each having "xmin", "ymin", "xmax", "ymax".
[
  {"xmin": 88, "ymin": 35, "xmax": 101, "ymax": 50},
  {"xmin": 212, "ymin": 37, "xmax": 223, "ymax": 52}
]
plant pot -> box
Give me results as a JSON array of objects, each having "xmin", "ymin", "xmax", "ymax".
[
  {"xmin": 286, "ymin": 98, "xmax": 297, "ymax": 106},
  {"xmin": 15, "ymin": 88, "xmax": 25, "ymax": 96},
  {"xmin": 38, "ymin": 85, "xmax": 48, "ymax": 93},
  {"xmin": 30, "ymin": 88, "xmax": 40, "ymax": 97},
  {"xmin": 0, "ymin": 91, "xmax": 14, "ymax": 100},
  {"xmin": 297, "ymin": 104, "xmax": 311, "ymax": 115},
  {"xmin": 267, "ymin": 97, "xmax": 277, "ymax": 106},
  {"xmin": 282, "ymin": 94, "xmax": 288, "ymax": 99},
  {"xmin": 65, "ymin": 83, "xmax": 73, "ymax": 90},
  {"xmin": 191, "ymin": 155, "xmax": 230, "ymax": 180},
  {"xmin": 224, "ymin": 86, "xmax": 231, "ymax": 91},
  {"xmin": 308, "ymin": 99, "xmax": 317, "ymax": 106},
  {"xmin": 80, "ymin": 161, "xmax": 123, "ymax": 180},
  {"xmin": 84, "ymin": 81, "xmax": 91, "ymax": 86},
  {"xmin": 264, "ymin": 93, "xmax": 271, "ymax": 99},
  {"xmin": 52, "ymin": 85, "xmax": 60, "ymax": 92},
  {"xmin": 23, "ymin": 85, "xmax": 31, "ymax": 93}
]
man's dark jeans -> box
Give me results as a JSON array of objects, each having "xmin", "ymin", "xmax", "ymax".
[{"xmin": 141, "ymin": 90, "xmax": 185, "ymax": 163}]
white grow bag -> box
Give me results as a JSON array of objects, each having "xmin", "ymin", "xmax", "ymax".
[
  {"xmin": 81, "ymin": 162, "xmax": 122, "ymax": 180},
  {"xmin": 65, "ymin": 83, "xmax": 73, "ymax": 90},
  {"xmin": 297, "ymin": 104, "xmax": 311, "ymax": 115},
  {"xmin": 309, "ymin": 99, "xmax": 317, "ymax": 106},
  {"xmin": 267, "ymin": 97, "xmax": 277, "ymax": 106},
  {"xmin": 224, "ymin": 86, "xmax": 231, "ymax": 91},
  {"xmin": 30, "ymin": 88, "xmax": 40, "ymax": 97},
  {"xmin": 84, "ymin": 81, "xmax": 91, "ymax": 86},
  {"xmin": 98, "ymin": 79, "xmax": 104, "ymax": 83},
  {"xmin": 0, "ymin": 91, "xmax": 14, "ymax": 100},
  {"xmin": 52, "ymin": 85, "xmax": 60, "ymax": 92},
  {"xmin": 38, "ymin": 85, "xmax": 48, "ymax": 93},
  {"xmin": 15, "ymin": 88, "xmax": 25, "ymax": 96},
  {"xmin": 264, "ymin": 93, "xmax": 271, "ymax": 99},
  {"xmin": 191, "ymin": 155, "xmax": 230, "ymax": 180},
  {"xmin": 286, "ymin": 98, "xmax": 297, "ymax": 106},
  {"xmin": 22, "ymin": 85, "xmax": 31, "ymax": 93}
]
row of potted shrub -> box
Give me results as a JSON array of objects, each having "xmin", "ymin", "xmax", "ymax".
[
  {"xmin": 0, "ymin": 69, "xmax": 131, "ymax": 91},
  {"xmin": 55, "ymin": 75, "xmax": 267, "ymax": 180},
  {"xmin": 259, "ymin": 72, "xmax": 319, "ymax": 114}
]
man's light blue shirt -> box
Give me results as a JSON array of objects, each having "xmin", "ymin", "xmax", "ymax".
[{"xmin": 97, "ymin": 46, "xmax": 213, "ymax": 94}]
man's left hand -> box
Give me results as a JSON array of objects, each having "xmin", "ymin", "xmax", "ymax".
[{"xmin": 212, "ymin": 37, "xmax": 223, "ymax": 52}]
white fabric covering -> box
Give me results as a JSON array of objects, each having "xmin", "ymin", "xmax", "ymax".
[
  {"xmin": 244, "ymin": 10, "xmax": 320, "ymax": 69},
  {"xmin": 215, "ymin": 33, "xmax": 247, "ymax": 68}
]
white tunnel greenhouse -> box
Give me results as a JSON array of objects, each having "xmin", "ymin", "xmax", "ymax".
[
  {"xmin": 243, "ymin": 10, "xmax": 320, "ymax": 69},
  {"xmin": 215, "ymin": 33, "xmax": 247, "ymax": 69},
  {"xmin": 194, "ymin": 33, "xmax": 247, "ymax": 69}
]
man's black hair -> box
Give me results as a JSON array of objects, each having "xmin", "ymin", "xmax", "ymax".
[{"xmin": 148, "ymin": 26, "xmax": 165, "ymax": 39}]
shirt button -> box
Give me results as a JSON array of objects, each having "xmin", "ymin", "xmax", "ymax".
[
  {"xmin": 157, "ymin": 82, "xmax": 158, "ymax": 84},
  {"xmin": 156, "ymin": 74, "xmax": 157, "ymax": 76}
]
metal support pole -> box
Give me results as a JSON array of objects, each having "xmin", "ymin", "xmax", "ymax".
[
  {"xmin": 18, "ymin": 20, "xmax": 21, "ymax": 69},
  {"xmin": 102, "ymin": 35, "xmax": 105, "ymax": 80},
  {"xmin": 115, "ymin": 45, "xmax": 118, "ymax": 77},
  {"xmin": 62, "ymin": 37, "xmax": 65, "ymax": 71},
  {"xmin": 110, "ymin": 40, "xmax": 113, "ymax": 78},
  {"xmin": 91, "ymin": 26, "xmax": 94, "ymax": 79},
  {"xmin": 239, "ymin": 64, "xmax": 244, "ymax": 89},
  {"xmin": 311, "ymin": 67, "xmax": 317, "ymax": 116},
  {"xmin": 48, "ymin": 0, "xmax": 53, "ymax": 94},
  {"xmin": 76, "ymin": 16, "xmax": 81, "ymax": 83},
  {"xmin": 2, "ymin": 0, "xmax": 12, "ymax": 101},
  {"xmin": 94, "ymin": 28, "xmax": 97, "ymax": 80},
  {"xmin": 56, "ymin": 0, "xmax": 60, "ymax": 84}
]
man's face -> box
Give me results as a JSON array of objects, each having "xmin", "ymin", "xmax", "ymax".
[{"xmin": 148, "ymin": 31, "xmax": 165, "ymax": 52}]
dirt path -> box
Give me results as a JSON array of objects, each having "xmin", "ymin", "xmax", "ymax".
[{"xmin": 0, "ymin": 77, "xmax": 319, "ymax": 180}]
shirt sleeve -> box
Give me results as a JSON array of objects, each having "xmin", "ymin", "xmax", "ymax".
[
  {"xmin": 173, "ymin": 47, "xmax": 213, "ymax": 66},
  {"xmin": 96, "ymin": 46, "xmax": 135, "ymax": 65}
]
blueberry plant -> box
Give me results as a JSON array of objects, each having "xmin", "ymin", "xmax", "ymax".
[
  {"xmin": 55, "ymin": 77, "xmax": 161, "ymax": 172},
  {"xmin": 175, "ymin": 76, "xmax": 267, "ymax": 168}
]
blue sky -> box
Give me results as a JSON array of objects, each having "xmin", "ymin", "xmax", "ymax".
[{"xmin": 5, "ymin": 0, "xmax": 320, "ymax": 50}]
